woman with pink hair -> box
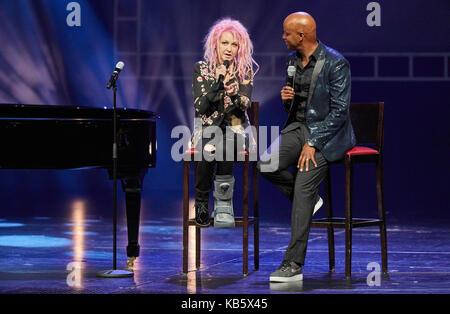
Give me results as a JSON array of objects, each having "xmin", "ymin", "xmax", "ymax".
[{"xmin": 192, "ymin": 18, "xmax": 258, "ymax": 228}]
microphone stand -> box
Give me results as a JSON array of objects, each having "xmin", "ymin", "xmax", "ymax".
[{"xmin": 97, "ymin": 80, "xmax": 133, "ymax": 278}]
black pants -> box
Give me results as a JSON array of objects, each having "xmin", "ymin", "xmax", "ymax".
[
  {"xmin": 257, "ymin": 124, "xmax": 328, "ymax": 266},
  {"xmin": 195, "ymin": 129, "xmax": 246, "ymax": 200}
]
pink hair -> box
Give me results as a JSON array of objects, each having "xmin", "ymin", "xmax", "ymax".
[{"xmin": 203, "ymin": 18, "xmax": 259, "ymax": 82}]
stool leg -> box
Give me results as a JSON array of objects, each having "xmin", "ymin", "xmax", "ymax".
[
  {"xmin": 183, "ymin": 161, "xmax": 189, "ymax": 274},
  {"xmin": 194, "ymin": 161, "xmax": 201, "ymax": 270},
  {"xmin": 243, "ymin": 159, "xmax": 249, "ymax": 276},
  {"xmin": 196, "ymin": 227, "xmax": 201, "ymax": 269},
  {"xmin": 252, "ymin": 162, "xmax": 259, "ymax": 271},
  {"xmin": 324, "ymin": 168, "xmax": 335, "ymax": 273},
  {"xmin": 376, "ymin": 159, "xmax": 388, "ymax": 274},
  {"xmin": 345, "ymin": 158, "xmax": 353, "ymax": 279}
]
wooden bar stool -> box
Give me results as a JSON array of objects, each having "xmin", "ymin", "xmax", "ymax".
[
  {"xmin": 182, "ymin": 102, "xmax": 260, "ymax": 276},
  {"xmin": 311, "ymin": 102, "xmax": 388, "ymax": 279}
]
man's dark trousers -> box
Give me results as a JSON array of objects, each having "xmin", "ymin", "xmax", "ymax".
[{"xmin": 258, "ymin": 124, "xmax": 328, "ymax": 266}]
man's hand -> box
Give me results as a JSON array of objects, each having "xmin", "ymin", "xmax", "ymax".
[
  {"xmin": 281, "ymin": 86, "xmax": 295, "ymax": 101},
  {"xmin": 297, "ymin": 142, "xmax": 317, "ymax": 172}
]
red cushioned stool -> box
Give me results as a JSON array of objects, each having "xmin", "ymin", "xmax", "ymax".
[
  {"xmin": 182, "ymin": 102, "xmax": 260, "ymax": 276},
  {"xmin": 311, "ymin": 102, "xmax": 388, "ymax": 279}
]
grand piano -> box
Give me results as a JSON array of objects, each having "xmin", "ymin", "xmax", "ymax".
[{"xmin": 0, "ymin": 104, "xmax": 157, "ymax": 268}]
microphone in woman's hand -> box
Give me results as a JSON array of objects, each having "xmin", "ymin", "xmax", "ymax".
[{"xmin": 218, "ymin": 60, "xmax": 230, "ymax": 86}]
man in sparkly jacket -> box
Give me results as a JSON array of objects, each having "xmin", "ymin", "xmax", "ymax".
[{"xmin": 258, "ymin": 12, "xmax": 355, "ymax": 282}]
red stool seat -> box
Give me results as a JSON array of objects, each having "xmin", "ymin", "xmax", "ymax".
[
  {"xmin": 185, "ymin": 148, "xmax": 200, "ymax": 154},
  {"xmin": 346, "ymin": 146, "xmax": 379, "ymax": 156}
]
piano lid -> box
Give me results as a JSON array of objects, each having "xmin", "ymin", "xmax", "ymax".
[{"xmin": 0, "ymin": 104, "xmax": 158, "ymax": 120}]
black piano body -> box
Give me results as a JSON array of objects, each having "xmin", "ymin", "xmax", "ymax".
[{"xmin": 0, "ymin": 104, "xmax": 157, "ymax": 259}]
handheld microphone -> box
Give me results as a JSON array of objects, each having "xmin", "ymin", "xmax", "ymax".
[
  {"xmin": 287, "ymin": 65, "xmax": 296, "ymax": 88},
  {"xmin": 106, "ymin": 61, "xmax": 125, "ymax": 89},
  {"xmin": 287, "ymin": 64, "xmax": 296, "ymax": 108},
  {"xmin": 217, "ymin": 60, "xmax": 230, "ymax": 87}
]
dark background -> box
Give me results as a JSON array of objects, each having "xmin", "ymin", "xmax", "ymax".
[{"xmin": 0, "ymin": 0, "xmax": 449, "ymax": 224}]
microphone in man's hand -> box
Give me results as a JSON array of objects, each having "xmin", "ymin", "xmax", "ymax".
[
  {"xmin": 106, "ymin": 61, "xmax": 125, "ymax": 89},
  {"xmin": 286, "ymin": 65, "xmax": 296, "ymax": 106},
  {"xmin": 287, "ymin": 65, "xmax": 296, "ymax": 88},
  {"xmin": 217, "ymin": 60, "xmax": 230, "ymax": 87}
]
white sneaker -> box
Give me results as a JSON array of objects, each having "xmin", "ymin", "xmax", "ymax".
[{"xmin": 313, "ymin": 196, "xmax": 323, "ymax": 216}]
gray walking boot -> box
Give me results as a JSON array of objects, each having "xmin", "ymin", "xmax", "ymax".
[{"xmin": 212, "ymin": 175, "xmax": 235, "ymax": 228}]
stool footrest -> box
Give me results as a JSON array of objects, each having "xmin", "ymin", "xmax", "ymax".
[
  {"xmin": 188, "ymin": 217, "xmax": 257, "ymax": 227},
  {"xmin": 311, "ymin": 217, "xmax": 384, "ymax": 228}
]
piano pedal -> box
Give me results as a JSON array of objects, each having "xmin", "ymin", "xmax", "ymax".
[{"xmin": 126, "ymin": 257, "xmax": 137, "ymax": 271}]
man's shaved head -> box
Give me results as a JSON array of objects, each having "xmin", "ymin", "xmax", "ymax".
[
  {"xmin": 284, "ymin": 12, "xmax": 317, "ymax": 41},
  {"xmin": 282, "ymin": 12, "xmax": 318, "ymax": 53}
]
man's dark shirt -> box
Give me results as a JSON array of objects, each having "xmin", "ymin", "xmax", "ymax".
[{"xmin": 286, "ymin": 43, "xmax": 323, "ymax": 125}]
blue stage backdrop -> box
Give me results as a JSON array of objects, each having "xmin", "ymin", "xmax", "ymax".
[{"xmin": 0, "ymin": 0, "xmax": 449, "ymax": 222}]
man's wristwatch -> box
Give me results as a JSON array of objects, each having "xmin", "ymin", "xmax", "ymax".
[{"xmin": 307, "ymin": 140, "xmax": 314, "ymax": 148}]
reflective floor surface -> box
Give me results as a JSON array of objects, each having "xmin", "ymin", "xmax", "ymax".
[{"xmin": 1, "ymin": 212, "xmax": 449, "ymax": 294}]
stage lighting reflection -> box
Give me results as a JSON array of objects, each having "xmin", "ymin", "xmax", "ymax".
[
  {"xmin": 64, "ymin": 223, "xmax": 91, "ymax": 227},
  {"xmin": 269, "ymin": 281, "xmax": 303, "ymax": 292},
  {"xmin": 0, "ymin": 222, "xmax": 25, "ymax": 228},
  {"xmin": 63, "ymin": 231, "xmax": 98, "ymax": 236},
  {"xmin": 132, "ymin": 199, "xmax": 146, "ymax": 286},
  {"xmin": 65, "ymin": 250, "xmax": 125, "ymax": 260},
  {"xmin": 71, "ymin": 200, "xmax": 85, "ymax": 288},
  {"xmin": 0, "ymin": 235, "xmax": 71, "ymax": 248},
  {"xmin": 188, "ymin": 197, "xmax": 200, "ymax": 272},
  {"xmin": 140, "ymin": 225, "xmax": 180, "ymax": 235},
  {"xmin": 187, "ymin": 271, "xmax": 197, "ymax": 294},
  {"xmin": 83, "ymin": 219, "xmax": 102, "ymax": 223}
]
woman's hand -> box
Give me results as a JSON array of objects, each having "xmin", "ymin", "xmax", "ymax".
[
  {"xmin": 224, "ymin": 82, "xmax": 239, "ymax": 96},
  {"xmin": 215, "ymin": 65, "xmax": 228, "ymax": 81},
  {"xmin": 224, "ymin": 72, "xmax": 238, "ymax": 96}
]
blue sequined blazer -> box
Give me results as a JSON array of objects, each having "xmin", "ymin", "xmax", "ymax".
[{"xmin": 282, "ymin": 41, "xmax": 356, "ymax": 162}]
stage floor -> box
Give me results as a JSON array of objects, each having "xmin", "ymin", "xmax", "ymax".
[{"xmin": 0, "ymin": 214, "xmax": 449, "ymax": 294}]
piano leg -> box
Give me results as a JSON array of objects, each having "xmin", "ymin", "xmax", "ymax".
[{"xmin": 120, "ymin": 173, "xmax": 145, "ymax": 270}]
